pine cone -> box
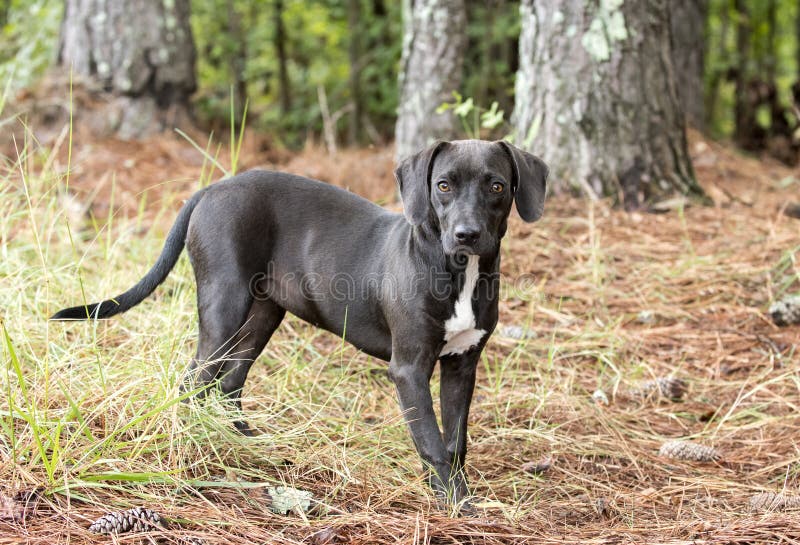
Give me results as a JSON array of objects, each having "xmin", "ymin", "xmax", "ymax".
[
  {"xmin": 749, "ymin": 492, "xmax": 800, "ymax": 512},
  {"xmin": 180, "ymin": 538, "xmax": 208, "ymax": 545},
  {"xmin": 769, "ymin": 295, "xmax": 800, "ymax": 326},
  {"xmin": 89, "ymin": 507, "xmax": 163, "ymax": 535},
  {"xmin": 658, "ymin": 440, "xmax": 719, "ymax": 462},
  {"xmin": 631, "ymin": 377, "xmax": 687, "ymax": 400}
]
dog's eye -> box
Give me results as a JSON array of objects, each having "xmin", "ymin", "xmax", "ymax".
[
  {"xmin": 490, "ymin": 182, "xmax": 505, "ymax": 194},
  {"xmin": 437, "ymin": 181, "xmax": 451, "ymax": 192}
]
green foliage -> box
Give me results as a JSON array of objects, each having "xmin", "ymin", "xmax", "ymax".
[
  {"xmin": 191, "ymin": 0, "xmax": 402, "ymax": 147},
  {"xmin": 0, "ymin": 0, "xmax": 61, "ymax": 91},
  {"xmin": 0, "ymin": 0, "xmax": 518, "ymax": 148},
  {"xmin": 438, "ymin": 1, "xmax": 521, "ymax": 144},
  {"xmin": 437, "ymin": 92, "xmax": 507, "ymax": 140},
  {"xmin": 358, "ymin": 1, "xmax": 403, "ymax": 138},
  {"xmin": 705, "ymin": 0, "xmax": 800, "ymax": 138},
  {"xmin": 14, "ymin": 0, "xmax": 800, "ymax": 152},
  {"xmin": 770, "ymin": 243, "xmax": 800, "ymax": 298},
  {"xmin": 461, "ymin": 1, "xmax": 520, "ymax": 122}
]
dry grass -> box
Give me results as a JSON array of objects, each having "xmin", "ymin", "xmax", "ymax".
[{"xmin": 1, "ymin": 123, "xmax": 799, "ymax": 544}]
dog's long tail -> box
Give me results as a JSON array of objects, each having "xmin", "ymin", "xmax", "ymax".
[{"xmin": 50, "ymin": 188, "xmax": 208, "ymax": 320}]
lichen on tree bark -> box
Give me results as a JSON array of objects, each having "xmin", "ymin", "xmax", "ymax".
[{"xmin": 512, "ymin": 0, "xmax": 705, "ymax": 208}]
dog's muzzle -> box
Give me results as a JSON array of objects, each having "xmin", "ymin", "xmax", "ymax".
[{"xmin": 443, "ymin": 233, "xmax": 494, "ymax": 258}]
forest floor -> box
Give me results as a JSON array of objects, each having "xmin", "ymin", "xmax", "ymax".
[{"xmin": 1, "ymin": 122, "xmax": 800, "ymax": 544}]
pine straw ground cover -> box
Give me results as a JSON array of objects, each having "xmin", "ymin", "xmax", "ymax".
[{"xmin": 1, "ymin": 127, "xmax": 799, "ymax": 545}]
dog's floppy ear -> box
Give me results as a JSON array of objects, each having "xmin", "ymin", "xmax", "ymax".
[
  {"xmin": 497, "ymin": 140, "xmax": 549, "ymax": 222},
  {"xmin": 394, "ymin": 141, "xmax": 447, "ymax": 226}
]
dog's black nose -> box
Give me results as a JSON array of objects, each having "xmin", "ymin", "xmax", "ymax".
[{"xmin": 454, "ymin": 227, "xmax": 480, "ymax": 245}]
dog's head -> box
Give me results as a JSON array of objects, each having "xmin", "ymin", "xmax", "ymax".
[{"xmin": 394, "ymin": 139, "xmax": 548, "ymax": 257}]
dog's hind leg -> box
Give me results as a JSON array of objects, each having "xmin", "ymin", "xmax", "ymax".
[
  {"xmin": 182, "ymin": 277, "xmax": 253, "ymax": 397},
  {"xmin": 218, "ymin": 298, "xmax": 285, "ymax": 435}
]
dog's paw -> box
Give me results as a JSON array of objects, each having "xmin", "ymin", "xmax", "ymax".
[
  {"xmin": 456, "ymin": 498, "xmax": 477, "ymax": 517},
  {"xmin": 233, "ymin": 419, "xmax": 255, "ymax": 436}
]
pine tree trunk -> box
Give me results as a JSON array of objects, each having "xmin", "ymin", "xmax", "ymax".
[
  {"xmin": 395, "ymin": 0, "xmax": 466, "ymax": 160},
  {"xmin": 670, "ymin": 0, "xmax": 708, "ymax": 130},
  {"xmin": 513, "ymin": 0, "xmax": 705, "ymax": 209},
  {"xmin": 58, "ymin": 0, "xmax": 196, "ymax": 140}
]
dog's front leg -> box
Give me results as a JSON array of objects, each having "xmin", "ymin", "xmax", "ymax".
[
  {"xmin": 439, "ymin": 349, "xmax": 481, "ymax": 502},
  {"xmin": 388, "ymin": 347, "xmax": 453, "ymax": 502}
]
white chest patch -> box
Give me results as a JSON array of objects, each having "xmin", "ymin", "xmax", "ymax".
[{"xmin": 440, "ymin": 255, "xmax": 487, "ymax": 357}]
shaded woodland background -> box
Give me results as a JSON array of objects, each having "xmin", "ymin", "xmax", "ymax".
[{"xmin": 3, "ymin": 1, "xmax": 800, "ymax": 177}]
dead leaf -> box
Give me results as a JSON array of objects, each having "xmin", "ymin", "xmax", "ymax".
[
  {"xmin": 521, "ymin": 456, "xmax": 553, "ymax": 475},
  {"xmin": 0, "ymin": 492, "xmax": 22, "ymax": 522},
  {"xmin": 638, "ymin": 487, "xmax": 658, "ymax": 501},
  {"xmin": 311, "ymin": 527, "xmax": 344, "ymax": 544},
  {"xmin": 0, "ymin": 488, "xmax": 41, "ymax": 523},
  {"xmin": 473, "ymin": 499, "xmax": 507, "ymax": 509}
]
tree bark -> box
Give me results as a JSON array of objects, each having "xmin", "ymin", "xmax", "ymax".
[
  {"xmin": 395, "ymin": 0, "xmax": 467, "ymax": 160},
  {"xmin": 512, "ymin": 0, "xmax": 704, "ymax": 208},
  {"xmin": 58, "ymin": 0, "xmax": 196, "ymax": 140},
  {"xmin": 670, "ymin": 0, "xmax": 708, "ymax": 130}
]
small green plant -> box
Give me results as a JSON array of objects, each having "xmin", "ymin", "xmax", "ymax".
[
  {"xmin": 770, "ymin": 244, "xmax": 800, "ymax": 299},
  {"xmin": 436, "ymin": 92, "xmax": 507, "ymax": 139},
  {"xmin": 0, "ymin": 0, "xmax": 63, "ymax": 91}
]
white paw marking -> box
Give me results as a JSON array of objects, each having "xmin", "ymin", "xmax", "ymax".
[{"xmin": 440, "ymin": 255, "xmax": 486, "ymax": 357}]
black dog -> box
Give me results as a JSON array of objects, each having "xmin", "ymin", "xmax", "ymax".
[{"xmin": 52, "ymin": 139, "xmax": 548, "ymax": 505}]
